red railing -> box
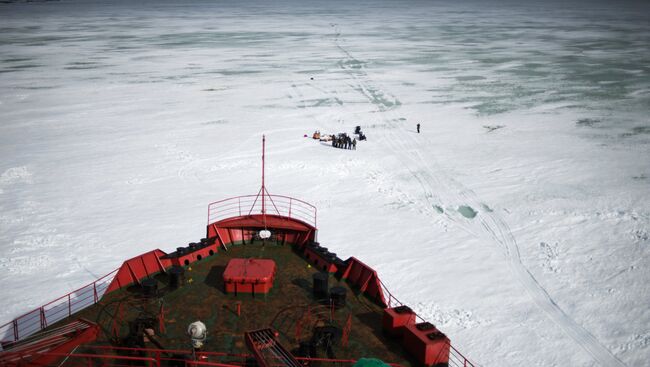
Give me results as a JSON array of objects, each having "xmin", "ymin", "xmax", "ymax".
[
  {"xmin": 22, "ymin": 345, "xmax": 407, "ymax": 367},
  {"xmin": 0, "ymin": 269, "xmax": 118, "ymax": 345},
  {"xmin": 0, "ymin": 319, "xmax": 99, "ymax": 366},
  {"xmin": 378, "ymin": 279, "xmax": 478, "ymax": 367},
  {"xmin": 22, "ymin": 352, "xmax": 244, "ymax": 367},
  {"xmin": 207, "ymin": 195, "xmax": 317, "ymax": 228}
]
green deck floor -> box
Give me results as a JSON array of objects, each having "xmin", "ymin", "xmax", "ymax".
[{"xmin": 56, "ymin": 240, "xmax": 415, "ymax": 366}]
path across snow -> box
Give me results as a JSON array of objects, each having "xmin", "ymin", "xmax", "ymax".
[{"xmin": 326, "ymin": 24, "xmax": 626, "ymax": 367}]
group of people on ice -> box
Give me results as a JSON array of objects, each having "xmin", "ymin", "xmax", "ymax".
[
  {"xmin": 310, "ymin": 125, "xmax": 368, "ymax": 150},
  {"xmin": 310, "ymin": 122, "xmax": 419, "ymax": 151},
  {"xmin": 332, "ymin": 133, "xmax": 356, "ymax": 150}
]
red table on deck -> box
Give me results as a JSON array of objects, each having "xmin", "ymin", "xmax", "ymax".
[{"xmin": 223, "ymin": 258, "xmax": 276, "ymax": 295}]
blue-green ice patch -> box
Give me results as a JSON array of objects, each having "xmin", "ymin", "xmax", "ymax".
[
  {"xmin": 458, "ymin": 205, "xmax": 478, "ymax": 218},
  {"xmin": 480, "ymin": 203, "xmax": 493, "ymax": 212}
]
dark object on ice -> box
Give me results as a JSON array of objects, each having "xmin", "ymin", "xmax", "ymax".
[
  {"xmin": 417, "ymin": 123, "xmax": 420, "ymax": 133},
  {"xmin": 482, "ymin": 125, "xmax": 505, "ymax": 132},
  {"xmin": 355, "ymin": 126, "xmax": 361, "ymax": 134}
]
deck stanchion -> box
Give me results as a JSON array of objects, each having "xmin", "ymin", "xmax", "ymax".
[
  {"xmin": 289, "ymin": 198, "xmax": 292, "ymax": 219},
  {"xmin": 40, "ymin": 307, "xmax": 46, "ymax": 329},
  {"xmin": 342, "ymin": 314, "xmax": 352, "ymax": 347},
  {"xmin": 111, "ymin": 302, "xmax": 123, "ymax": 339},
  {"xmin": 159, "ymin": 303, "xmax": 166, "ymax": 334},
  {"xmin": 68, "ymin": 294, "xmax": 72, "ymax": 317}
]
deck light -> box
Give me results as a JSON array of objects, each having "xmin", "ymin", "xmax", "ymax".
[
  {"xmin": 187, "ymin": 321, "xmax": 207, "ymax": 349},
  {"xmin": 259, "ymin": 229, "xmax": 272, "ymax": 239}
]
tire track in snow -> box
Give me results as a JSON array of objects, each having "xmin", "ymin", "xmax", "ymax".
[{"xmin": 329, "ymin": 24, "xmax": 626, "ymax": 367}]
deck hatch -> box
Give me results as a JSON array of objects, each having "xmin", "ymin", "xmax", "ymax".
[{"xmin": 223, "ymin": 258, "xmax": 277, "ymax": 295}]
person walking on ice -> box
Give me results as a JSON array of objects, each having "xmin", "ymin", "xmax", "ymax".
[{"xmin": 417, "ymin": 123, "xmax": 420, "ymax": 133}]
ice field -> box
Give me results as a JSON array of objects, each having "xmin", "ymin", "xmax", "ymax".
[{"xmin": 1, "ymin": 0, "xmax": 649, "ymax": 365}]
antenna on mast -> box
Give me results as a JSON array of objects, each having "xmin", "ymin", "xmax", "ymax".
[
  {"xmin": 259, "ymin": 135, "xmax": 271, "ymax": 239},
  {"xmin": 261, "ymin": 135, "xmax": 266, "ymax": 215}
]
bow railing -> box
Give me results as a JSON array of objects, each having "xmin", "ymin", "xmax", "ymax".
[{"xmin": 207, "ymin": 195, "xmax": 317, "ymax": 228}]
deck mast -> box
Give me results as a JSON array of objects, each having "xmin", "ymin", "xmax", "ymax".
[{"xmin": 262, "ymin": 135, "xmax": 266, "ymax": 215}]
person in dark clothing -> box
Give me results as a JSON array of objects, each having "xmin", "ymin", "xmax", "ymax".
[
  {"xmin": 417, "ymin": 123, "xmax": 420, "ymax": 133},
  {"xmin": 352, "ymin": 138, "xmax": 356, "ymax": 150}
]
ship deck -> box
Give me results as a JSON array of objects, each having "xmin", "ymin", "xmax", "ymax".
[{"xmin": 62, "ymin": 239, "xmax": 415, "ymax": 366}]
